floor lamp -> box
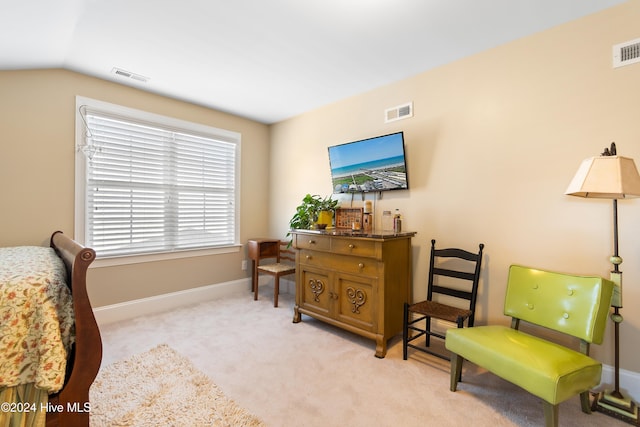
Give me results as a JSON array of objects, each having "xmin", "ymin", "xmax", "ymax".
[{"xmin": 565, "ymin": 143, "xmax": 640, "ymax": 425}]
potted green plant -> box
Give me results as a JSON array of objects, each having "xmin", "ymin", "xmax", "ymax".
[{"xmin": 289, "ymin": 194, "xmax": 339, "ymax": 231}]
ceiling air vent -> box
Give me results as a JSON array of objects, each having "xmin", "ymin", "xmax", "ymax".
[
  {"xmin": 111, "ymin": 67, "xmax": 150, "ymax": 83},
  {"xmin": 385, "ymin": 102, "xmax": 413, "ymax": 123},
  {"xmin": 613, "ymin": 38, "xmax": 640, "ymax": 68}
]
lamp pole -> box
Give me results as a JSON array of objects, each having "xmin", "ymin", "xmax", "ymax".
[
  {"xmin": 610, "ymin": 198, "xmax": 623, "ymax": 400},
  {"xmin": 592, "ymin": 198, "xmax": 639, "ymax": 425}
]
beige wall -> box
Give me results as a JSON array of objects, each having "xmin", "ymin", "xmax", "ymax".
[
  {"xmin": 270, "ymin": 1, "xmax": 640, "ymax": 374},
  {"xmin": 0, "ymin": 69, "xmax": 270, "ymax": 306}
]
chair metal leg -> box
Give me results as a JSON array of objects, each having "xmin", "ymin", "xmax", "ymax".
[
  {"xmin": 579, "ymin": 391, "xmax": 591, "ymax": 414},
  {"xmin": 542, "ymin": 402, "xmax": 559, "ymax": 427},
  {"xmin": 402, "ymin": 303, "xmax": 409, "ymax": 360},
  {"xmin": 450, "ymin": 354, "xmax": 463, "ymax": 391}
]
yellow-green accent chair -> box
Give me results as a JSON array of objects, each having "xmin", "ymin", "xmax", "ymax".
[{"xmin": 445, "ymin": 265, "xmax": 614, "ymax": 427}]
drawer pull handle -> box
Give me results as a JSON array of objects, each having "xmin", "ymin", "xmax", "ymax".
[
  {"xmin": 308, "ymin": 240, "xmax": 316, "ymax": 245},
  {"xmin": 306, "ymin": 255, "xmax": 312, "ymax": 260},
  {"xmin": 348, "ymin": 244, "xmax": 355, "ymax": 249},
  {"xmin": 358, "ymin": 263, "xmax": 364, "ymax": 269}
]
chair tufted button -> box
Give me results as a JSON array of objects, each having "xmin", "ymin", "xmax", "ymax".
[
  {"xmin": 533, "ymin": 284, "xmax": 539, "ymax": 290},
  {"xmin": 563, "ymin": 313, "xmax": 569, "ymax": 319},
  {"xmin": 527, "ymin": 303, "xmax": 534, "ymax": 310},
  {"xmin": 568, "ymin": 289, "xmax": 574, "ymax": 296}
]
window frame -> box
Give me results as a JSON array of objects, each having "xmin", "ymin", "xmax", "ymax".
[{"xmin": 74, "ymin": 96, "xmax": 241, "ymax": 266}]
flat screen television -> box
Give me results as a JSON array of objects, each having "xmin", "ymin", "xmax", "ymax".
[{"xmin": 328, "ymin": 131, "xmax": 408, "ymax": 193}]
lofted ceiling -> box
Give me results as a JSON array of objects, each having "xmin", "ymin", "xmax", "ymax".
[{"xmin": 1, "ymin": 0, "xmax": 626, "ymax": 124}]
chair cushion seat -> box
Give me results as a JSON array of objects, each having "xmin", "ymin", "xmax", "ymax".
[
  {"xmin": 409, "ymin": 300, "xmax": 472, "ymax": 323},
  {"xmin": 445, "ymin": 325, "xmax": 602, "ymax": 404},
  {"xmin": 257, "ymin": 263, "xmax": 295, "ymax": 274}
]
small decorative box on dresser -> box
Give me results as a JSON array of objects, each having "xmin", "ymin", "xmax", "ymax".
[{"xmin": 290, "ymin": 229, "xmax": 416, "ymax": 358}]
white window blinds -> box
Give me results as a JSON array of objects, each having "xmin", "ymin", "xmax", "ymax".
[{"xmin": 82, "ymin": 110, "xmax": 238, "ymax": 257}]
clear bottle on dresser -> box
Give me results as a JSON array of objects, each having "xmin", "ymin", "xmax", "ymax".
[
  {"xmin": 382, "ymin": 210, "xmax": 393, "ymax": 232},
  {"xmin": 393, "ymin": 209, "xmax": 402, "ymax": 233}
]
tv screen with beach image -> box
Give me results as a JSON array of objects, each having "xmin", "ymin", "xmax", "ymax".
[{"xmin": 328, "ymin": 132, "xmax": 409, "ymax": 193}]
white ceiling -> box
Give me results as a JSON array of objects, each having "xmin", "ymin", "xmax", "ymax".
[{"xmin": 1, "ymin": 0, "xmax": 626, "ymax": 124}]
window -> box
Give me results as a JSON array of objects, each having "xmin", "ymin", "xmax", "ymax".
[{"xmin": 75, "ymin": 97, "xmax": 240, "ymax": 260}]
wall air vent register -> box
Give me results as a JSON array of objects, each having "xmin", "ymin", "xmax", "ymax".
[
  {"xmin": 385, "ymin": 102, "xmax": 413, "ymax": 123},
  {"xmin": 111, "ymin": 67, "xmax": 150, "ymax": 83},
  {"xmin": 613, "ymin": 38, "xmax": 640, "ymax": 68}
]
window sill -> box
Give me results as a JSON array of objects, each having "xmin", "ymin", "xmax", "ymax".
[{"xmin": 91, "ymin": 244, "xmax": 242, "ymax": 268}]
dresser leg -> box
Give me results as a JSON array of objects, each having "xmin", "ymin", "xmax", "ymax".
[
  {"xmin": 375, "ymin": 335, "xmax": 387, "ymax": 358},
  {"xmin": 292, "ymin": 306, "xmax": 301, "ymax": 323}
]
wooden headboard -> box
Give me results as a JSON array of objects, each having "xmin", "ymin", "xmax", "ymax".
[{"xmin": 47, "ymin": 231, "xmax": 101, "ymax": 427}]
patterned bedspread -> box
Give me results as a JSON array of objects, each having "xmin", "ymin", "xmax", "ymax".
[{"xmin": 0, "ymin": 246, "xmax": 74, "ymax": 393}]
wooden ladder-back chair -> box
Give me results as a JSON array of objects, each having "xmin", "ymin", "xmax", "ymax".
[
  {"xmin": 255, "ymin": 241, "xmax": 296, "ymax": 307},
  {"xmin": 403, "ymin": 239, "xmax": 484, "ymax": 360}
]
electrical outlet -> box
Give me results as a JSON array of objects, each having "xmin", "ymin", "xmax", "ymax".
[{"xmin": 241, "ymin": 260, "xmax": 248, "ymax": 271}]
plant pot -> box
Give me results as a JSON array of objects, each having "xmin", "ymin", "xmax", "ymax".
[{"xmin": 316, "ymin": 210, "xmax": 333, "ymax": 228}]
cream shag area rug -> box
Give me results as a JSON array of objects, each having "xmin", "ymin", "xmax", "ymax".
[{"xmin": 90, "ymin": 344, "xmax": 265, "ymax": 426}]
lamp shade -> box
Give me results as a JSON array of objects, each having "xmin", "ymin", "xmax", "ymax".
[{"xmin": 565, "ymin": 155, "xmax": 640, "ymax": 199}]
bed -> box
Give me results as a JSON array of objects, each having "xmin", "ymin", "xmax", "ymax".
[{"xmin": 0, "ymin": 231, "xmax": 101, "ymax": 427}]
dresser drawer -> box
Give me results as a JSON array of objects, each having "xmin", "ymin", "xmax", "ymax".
[
  {"xmin": 330, "ymin": 237, "xmax": 379, "ymax": 258},
  {"xmin": 294, "ymin": 234, "xmax": 331, "ymax": 251},
  {"xmin": 300, "ymin": 250, "xmax": 379, "ymax": 278},
  {"xmin": 332, "ymin": 254, "xmax": 379, "ymax": 277},
  {"xmin": 298, "ymin": 249, "xmax": 331, "ymax": 267}
]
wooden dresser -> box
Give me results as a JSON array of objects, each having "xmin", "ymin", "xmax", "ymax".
[{"xmin": 290, "ymin": 229, "xmax": 415, "ymax": 358}]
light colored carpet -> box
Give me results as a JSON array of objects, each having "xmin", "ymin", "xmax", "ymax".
[
  {"xmin": 96, "ymin": 287, "xmax": 629, "ymax": 427},
  {"xmin": 90, "ymin": 344, "xmax": 265, "ymax": 426}
]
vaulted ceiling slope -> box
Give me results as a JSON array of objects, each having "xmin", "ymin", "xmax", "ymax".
[{"xmin": 1, "ymin": 0, "xmax": 626, "ymax": 124}]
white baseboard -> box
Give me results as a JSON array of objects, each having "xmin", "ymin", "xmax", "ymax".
[
  {"xmin": 280, "ymin": 277, "xmax": 296, "ymax": 294},
  {"xmin": 600, "ymin": 364, "xmax": 640, "ymax": 402},
  {"xmin": 93, "ymin": 278, "xmax": 251, "ymax": 325}
]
